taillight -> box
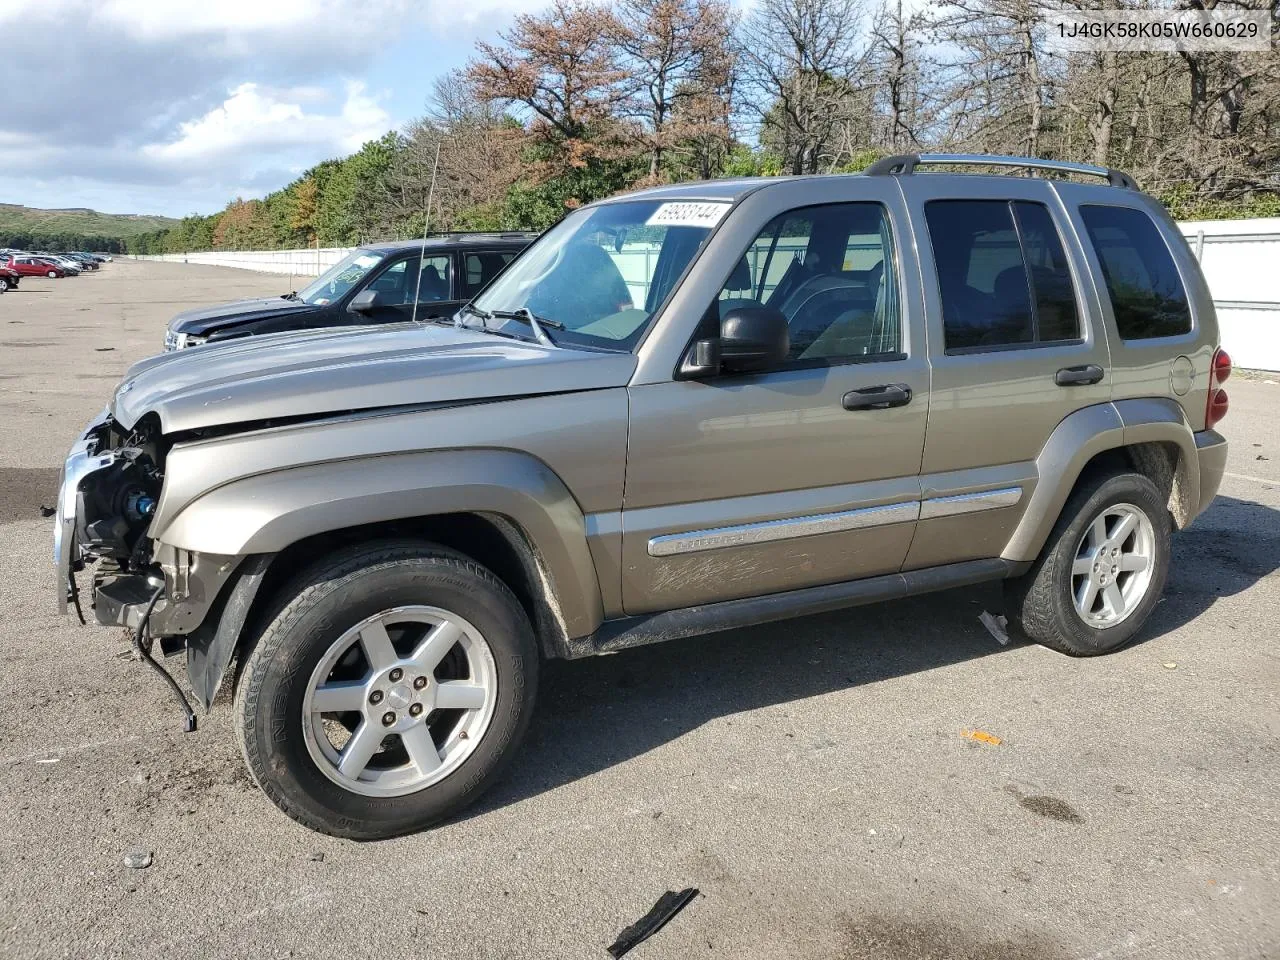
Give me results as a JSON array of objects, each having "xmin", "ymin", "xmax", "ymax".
[{"xmin": 1206, "ymin": 347, "xmax": 1231, "ymax": 428}]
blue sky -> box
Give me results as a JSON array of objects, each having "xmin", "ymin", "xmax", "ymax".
[{"xmin": 0, "ymin": 0, "xmax": 546, "ymax": 218}]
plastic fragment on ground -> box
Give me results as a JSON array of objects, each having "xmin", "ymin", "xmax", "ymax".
[{"xmin": 607, "ymin": 888, "xmax": 699, "ymax": 958}]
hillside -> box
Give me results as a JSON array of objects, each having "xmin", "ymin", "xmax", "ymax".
[{"xmin": 0, "ymin": 203, "xmax": 177, "ymax": 240}]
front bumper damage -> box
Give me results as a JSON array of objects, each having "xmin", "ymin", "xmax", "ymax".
[{"xmin": 53, "ymin": 413, "xmax": 260, "ymax": 727}]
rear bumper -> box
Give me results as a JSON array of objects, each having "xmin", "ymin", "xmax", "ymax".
[{"xmin": 1193, "ymin": 428, "xmax": 1228, "ymax": 518}]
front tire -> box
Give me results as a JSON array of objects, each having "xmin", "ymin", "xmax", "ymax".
[
  {"xmin": 1005, "ymin": 471, "xmax": 1171, "ymax": 656},
  {"xmin": 234, "ymin": 541, "xmax": 538, "ymax": 839},
  {"xmin": 0, "ymin": 278, "xmax": 7, "ymax": 293},
  {"xmin": 47, "ymin": 270, "xmax": 58, "ymax": 278}
]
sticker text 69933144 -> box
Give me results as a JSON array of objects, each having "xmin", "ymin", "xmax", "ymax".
[{"xmin": 645, "ymin": 202, "xmax": 732, "ymax": 229}]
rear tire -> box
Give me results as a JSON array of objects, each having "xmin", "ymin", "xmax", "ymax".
[
  {"xmin": 1005, "ymin": 471, "xmax": 1171, "ymax": 656},
  {"xmin": 233, "ymin": 540, "xmax": 538, "ymax": 839},
  {"xmin": 0, "ymin": 278, "xmax": 7, "ymax": 293}
]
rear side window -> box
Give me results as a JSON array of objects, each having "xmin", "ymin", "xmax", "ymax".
[
  {"xmin": 1079, "ymin": 205, "xmax": 1191, "ymax": 340},
  {"xmin": 925, "ymin": 200, "xmax": 1080, "ymax": 351},
  {"xmin": 463, "ymin": 251, "xmax": 517, "ymax": 298}
]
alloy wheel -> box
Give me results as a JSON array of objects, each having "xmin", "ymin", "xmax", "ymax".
[
  {"xmin": 1070, "ymin": 502, "xmax": 1156, "ymax": 628},
  {"xmin": 301, "ymin": 605, "xmax": 498, "ymax": 798}
]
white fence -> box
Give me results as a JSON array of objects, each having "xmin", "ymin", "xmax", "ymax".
[
  {"xmin": 137, "ymin": 247, "xmax": 352, "ymax": 276},
  {"xmin": 1180, "ymin": 218, "xmax": 1280, "ymax": 372},
  {"xmin": 135, "ymin": 216, "xmax": 1280, "ymax": 371}
]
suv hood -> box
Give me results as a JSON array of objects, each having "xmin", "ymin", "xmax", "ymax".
[
  {"xmin": 169, "ymin": 297, "xmax": 316, "ymax": 336},
  {"xmin": 112, "ymin": 322, "xmax": 637, "ymax": 434}
]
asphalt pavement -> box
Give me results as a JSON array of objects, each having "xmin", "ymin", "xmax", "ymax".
[{"xmin": 0, "ymin": 260, "xmax": 1277, "ymax": 960}]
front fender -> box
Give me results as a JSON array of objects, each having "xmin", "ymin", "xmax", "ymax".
[{"xmin": 158, "ymin": 449, "xmax": 605, "ymax": 638}]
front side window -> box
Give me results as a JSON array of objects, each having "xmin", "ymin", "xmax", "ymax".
[
  {"xmin": 298, "ymin": 250, "xmax": 384, "ymax": 305},
  {"xmin": 365, "ymin": 254, "xmax": 453, "ymax": 305},
  {"xmin": 473, "ymin": 200, "xmax": 727, "ymax": 351},
  {"xmin": 1080, "ymin": 205, "xmax": 1191, "ymax": 340},
  {"xmin": 926, "ymin": 200, "xmax": 1080, "ymax": 351},
  {"xmin": 715, "ymin": 202, "xmax": 901, "ymax": 363}
]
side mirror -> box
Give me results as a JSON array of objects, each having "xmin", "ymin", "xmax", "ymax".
[
  {"xmin": 719, "ymin": 306, "xmax": 789, "ymax": 373},
  {"xmin": 348, "ymin": 289, "xmax": 381, "ymax": 313}
]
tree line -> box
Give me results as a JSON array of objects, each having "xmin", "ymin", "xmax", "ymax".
[
  {"xmin": 0, "ymin": 231, "xmax": 128, "ymax": 253},
  {"xmin": 126, "ymin": 0, "xmax": 1280, "ymax": 254}
]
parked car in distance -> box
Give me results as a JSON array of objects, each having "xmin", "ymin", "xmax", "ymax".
[
  {"xmin": 8, "ymin": 256, "xmax": 67, "ymax": 278},
  {"xmin": 0, "ymin": 263, "xmax": 19, "ymax": 292},
  {"xmin": 64, "ymin": 253, "xmax": 100, "ymax": 271},
  {"xmin": 56, "ymin": 154, "xmax": 1228, "ymax": 839},
  {"xmin": 36, "ymin": 255, "xmax": 81, "ymax": 275},
  {"xmin": 163, "ymin": 232, "xmax": 536, "ymax": 350}
]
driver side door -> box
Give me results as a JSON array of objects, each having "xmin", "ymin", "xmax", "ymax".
[
  {"xmin": 351, "ymin": 253, "xmax": 457, "ymax": 325},
  {"xmin": 620, "ymin": 186, "xmax": 931, "ymax": 615}
]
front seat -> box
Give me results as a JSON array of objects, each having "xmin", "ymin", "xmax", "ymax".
[
  {"xmin": 718, "ymin": 257, "xmax": 760, "ymax": 317},
  {"xmin": 418, "ymin": 265, "xmax": 448, "ymax": 302}
]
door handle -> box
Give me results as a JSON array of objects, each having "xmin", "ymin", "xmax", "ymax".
[
  {"xmin": 842, "ymin": 383, "xmax": 913, "ymax": 411},
  {"xmin": 1054, "ymin": 364, "xmax": 1105, "ymax": 387}
]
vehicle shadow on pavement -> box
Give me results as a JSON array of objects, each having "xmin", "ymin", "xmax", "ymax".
[{"xmin": 464, "ymin": 494, "xmax": 1280, "ymax": 819}]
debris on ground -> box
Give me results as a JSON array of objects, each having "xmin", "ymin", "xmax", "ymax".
[
  {"xmin": 1162, "ymin": 662, "xmax": 1178, "ymax": 670},
  {"xmin": 38, "ymin": 505, "xmax": 55, "ymax": 518},
  {"xmin": 979, "ymin": 611, "xmax": 1010, "ymax": 645},
  {"xmin": 961, "ymin": 729, "xmax": 1002, "ymax": 746},
  {"xmin": 94, "ymin": 347, "xmax": 115, "ymax": 352},
  {"xmin": 607, "ymin": 888, "xmax": 699, "ymax": 959},
  {"xmin": 123, "ymin": 849, "xmax": 153, "ymax": 870},
  {"xmin": 309, "ymin": 852, "xmax": 325, "ymax": 862}
]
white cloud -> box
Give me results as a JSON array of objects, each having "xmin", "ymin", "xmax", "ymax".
[{"xmin": 143, "ymin": 82, "xmax": 389, "ymax": 164}]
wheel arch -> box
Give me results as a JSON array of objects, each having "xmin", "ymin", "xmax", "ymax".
[
  {"xmin": 1002, "ymin": 399, "xmax": 1200, "ymax": 563},
  {"xmin": 158, "ymin": 448, "xmax": 604, "ymax": 640}
]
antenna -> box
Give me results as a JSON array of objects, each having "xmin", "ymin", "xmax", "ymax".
[{"xmin": 411, "ymin": 138, "xmax": 444, "ymax": 325}]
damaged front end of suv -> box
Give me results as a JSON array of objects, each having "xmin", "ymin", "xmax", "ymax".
[{"xmin": 54, "ymin": 409, "xmax": 245, "ymax": 730}]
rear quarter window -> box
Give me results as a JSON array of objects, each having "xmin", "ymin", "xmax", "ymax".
[{"xmin": 1079, "ymin": 205, "xmax": 1192, "ymax": 340}]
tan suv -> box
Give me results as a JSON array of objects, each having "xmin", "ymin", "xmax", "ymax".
[{"xmin": 54, "ymin": 153, "xmax": 1229, "ymax": 837}]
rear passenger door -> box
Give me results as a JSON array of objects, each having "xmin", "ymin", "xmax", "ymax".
[
  {"xmin": 461, "ymin": 249, "xmax": 519, "ymax": 301},
  {"xmin": 902, "ymin": 179, "xmax": 1111, "ymax": 569}
]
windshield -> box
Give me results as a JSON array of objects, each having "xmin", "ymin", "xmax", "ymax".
[
  {"xmin": 472, "ymin": 199, "xmax": 729, "ymax": 351},
  {"xmin": 297, "ymin": 250, "xmax": 385, "ymax": 305}
]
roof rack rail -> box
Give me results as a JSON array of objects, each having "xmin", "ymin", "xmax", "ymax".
[
  {"xmin": 864, "ymin": 153, "xmax": 1138, "ymax": 190},
  {"xmin": 427, "ymin": 230, "xmax": 535, "ymax": 238}
]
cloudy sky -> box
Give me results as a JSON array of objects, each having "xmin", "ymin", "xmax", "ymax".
[{"xmin": 0, "ymin": 0, "xmax": 546, "ymax": 217}]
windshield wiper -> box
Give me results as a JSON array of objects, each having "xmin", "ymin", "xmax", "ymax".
[
  {"xmin": 487, "ymin": 308, "xmax": 563, "ymax": 347},
  {"xmin": 459, "ymin": 304, "xmax": 562, "ymax": 347},
  {"xmin": 454, "ymin": 303, "xmax": 527, "ymax": 342},
  {"xmin": 281, "ymin": 291, "xmax": 303, "ymax": 302}
]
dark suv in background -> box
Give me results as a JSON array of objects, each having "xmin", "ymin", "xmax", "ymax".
[{"xmin": 163, "ymin": 232, "xmax": 536, "ymax": 350}]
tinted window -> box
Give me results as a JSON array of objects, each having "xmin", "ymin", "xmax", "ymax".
[
  {"xmin": 463, "ymin": 251, "xmax": 517, "ymax": 298},
  {"xmin": 926, "ymin": 200, "xmax": 1080, "ymax": 351},
  {"xmin": 1014, "ymin": 201, "xmax": 1080, "ymax": 342},
  {"xmin": 716, "ymin": 203, "xmax": 900, "ymax": 362},
  {"xmin": 1080, "ymin": 205, "xmax": 1191, "ymax": 339},
  {"xmin": 367, "ymin": 254, "xmax": 452, "ymax": 304}
]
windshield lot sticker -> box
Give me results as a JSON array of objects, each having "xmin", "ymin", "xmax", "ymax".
[{"xmin": 645, "ymin": 202, "xmax": 731, "ymax": 229}]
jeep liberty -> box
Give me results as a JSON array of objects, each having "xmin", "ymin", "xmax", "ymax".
[{"xmin": 54, "ymin": 154, "xmax": 1230, "ymax": 838}]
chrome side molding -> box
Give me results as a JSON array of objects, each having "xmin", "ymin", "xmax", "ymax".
[
  {"xmin": 647, "ymin": 486, "xmax": 1024, "ymax": 557},
  {"xmin": 919, "ymin": 486, "xmax": 1023, "ymax": 520},
  {"xmin": 648, "ymin": 501, "xmax": 920, "ymax": 557}
]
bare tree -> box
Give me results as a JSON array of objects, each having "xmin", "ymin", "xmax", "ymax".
[
  {"xmin": 613, "ymin": 0, "xmax": 736, "ymax": 182},
  {"xmin": 869, "ymin": 0, "xmax": 927, "ymax": 150},
  {"xmin": 738, "ymin": 0, "xmax": 872, "ymax": 174},
  {"xmin": 929, "ymin": 0, "xmax": 1052, "ymax": 156}
]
